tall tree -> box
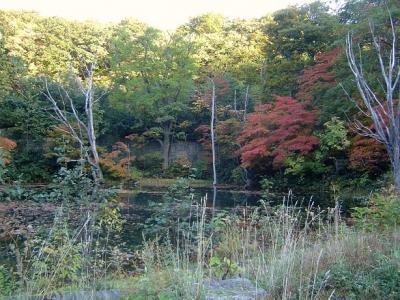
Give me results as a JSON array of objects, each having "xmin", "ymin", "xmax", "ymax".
[
  {"xmin": 346, "ymin": 13, "xmax": 400, "ymax": 190},
  {"xmin": 110, "ymin": 26, "xmax": 198, "ymax": 169},
  {"xmin": 262, "ymin": 2, "xmax": 341, "ymax": 98}
]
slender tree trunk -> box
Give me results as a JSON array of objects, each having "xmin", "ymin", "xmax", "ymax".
[
  {"xmin": 233, "ymin": 89, "xmax": 237, "ymax": 112},
  {"xmin": 394, "ymin": 166, "xmax": 400, "ymax": 193},
  {"xmin": 243, "ymin": 85, "xmax": 249, "ymax": 122},
  {"xmin": 84, "ymin": 71, "xmax": 103, "ymax": 184},
  {"xmin": 162, "ymin": 123, "xmax": 172, "ymax": 170},
  {"xmin": 242, "ymin": 85, "xmax": 250, "ymax": 188},
  {"xmin": 87, "ymin": 101, "xmax": 103, "ymax": 183},
  {"xmin": 391, "ymin": 143, "xmax": 400, "ymax": 192},
  {"xmin": 210, "ymin": 79, "xmax": 217, "ymax": 214},
  {"xmin": 210, "ymin": 79, "xmax": 217, "ymax": 186}
]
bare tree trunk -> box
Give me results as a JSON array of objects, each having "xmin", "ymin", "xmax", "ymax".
[
  {"xmin": 84, "ymin": 67, "xmax": 103, "ymax": 183},
  {"xmin": 210, "ymin": 79, "xmax": 217, "ymax": 187},
  {"xmin": 44, "ymin": 63, "xmax": 104, "ymax": 184},
  {"xmin": 242, "ymin": 85, "xmax": 250, "ymax": 188},
  {"xmin": 392, "ymin": 143, "xmax": 400, "ymax": 190},
  {"xmin": 209, "ymin": 79, "xmax": 217, "ymax": 214},
  {"xmin": 243, "ymin": 85, "xmax": 249, "ymax": 122},
  {"xmin": 346, "ymin": 13, "xmax": 400, "ymax": 192}
]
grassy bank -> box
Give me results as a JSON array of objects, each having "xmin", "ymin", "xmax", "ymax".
[
  {"xmin": 121, "ymin": 200, "xmax": 399, "ymax": 299},
  {"xmin": 136, "ymin": 178, "xmax": 244, "ymax": 189},
  {"xmin": 2, "ymin": 194, "xmax": 399, "ymax": 299}
]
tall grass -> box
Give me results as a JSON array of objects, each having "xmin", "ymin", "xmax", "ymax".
[
  {"xmin": 7, "ymin": 203, "xmax": 126, "ymax": 299},
  {"xmin": 136, "ymin": 193, "xmax": 400, "ymax": 299},
  {"xmin": 4, "ymin": 192, "xmax": 399, "ymax": 299}
]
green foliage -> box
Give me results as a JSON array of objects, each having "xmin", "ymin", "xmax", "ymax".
[
  {"xmin": 263, "ymin": 2, "xmax": 341, "ymax": 97},
  {"xmin": 144, "ymin": 177, "xmax": 195, "ymax": 239},
  {"xmin": 17, "ymin": 201, "xmax": 125, "ymax": 295},
  {"xmin": 163, "ymin": 157, "xmax": 193, "ymax": 178},
  {"xmin": 0, "ymin": 165, "xmax": 114, "ymax": 203},
  {"xmin": 0, "ymin": 265, "xmax": 13, "ymax": 296},
  {"xmin": 110, "ymin": 27, "xmax": 198, "ymax": 167},
  {"xmin": 285, "ymin": 117, "xmax": 350, "ymax": 180},
  {"xmin": 319, "ymin": 117, "xmax": 350, "ymax": 154},
  {"xmin": 27, "ymin": 214, "xmax": 83, "ymax": 288},
  {"xmin": 319, "ymin": 253, "xmax": 400, "ymax": 299},
  {"xmin": 129, "ymin": 167, "xmax": 143, "ymax": 182},
  {"xmin": 285, "ymin": 154, "xmax": 327, "ymax": 180},
  {"xmin": 259, "ymin": 177, "xmax": 277, "ymax": 202},
  {"xmin": 134, "ymin": 152, "xmax": 163, "ymax": 177},
  {"xmin": 352, "ymin": 192, "xmax": 400, "ymax": 230},
  {"xmin": 230, "ymin": 167, "xmax": 246, "ymax": 186},
  {"xmin": 209, "ymin": 256, "xmax": 241, "ymax": 279}
]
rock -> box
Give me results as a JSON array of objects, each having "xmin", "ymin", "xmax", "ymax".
[
  {"xmin": 52, "ymin": 289, "xmax": 121, "ymax": 300},
  {"xmin": 203, "ymin": 278, "xmax": 267, "ymax": 300}
]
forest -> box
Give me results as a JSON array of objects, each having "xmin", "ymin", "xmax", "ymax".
[{"xmin": 0, "ymin": 0, "xmax": 400, "ymax": 299}]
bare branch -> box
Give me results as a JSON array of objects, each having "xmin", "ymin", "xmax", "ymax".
[
  {"xmin": 43, "ymin": 64, "xmax": 104, "ymax": 184},
  {"xmin": 346, "ymin": 13, "xmax": 400, "ymax": 190}
]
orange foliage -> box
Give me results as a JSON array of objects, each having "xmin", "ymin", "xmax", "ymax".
[
  {"xmin": 100, "ymin": 142, "xmax": 135, "ymax": 179},
  {"xmin": 0, "ymin": 136, "xmax": 16, "ymax": 152},
  {"xmin": 0, "ymin": 136, "xmax": 17, "ymax": 164}
]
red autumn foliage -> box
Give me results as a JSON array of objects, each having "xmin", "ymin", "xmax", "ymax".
[
  {"xmin": 297, "ymin": 48, "xmax": 341, "ymax": 100},
  {"xmin": 349, "ymin": 135, "xmax": 389, "ymax": 174},
  {"xmin": 239, "ymin": 95, "xmax": 319, "ymax": 168},
  {"xmin": 348, "ymin": 100, "xmax": 397, "ymax": 175}
]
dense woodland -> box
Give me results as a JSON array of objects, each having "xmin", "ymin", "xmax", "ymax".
[
  {"xmin": 0, "ymin": 0, "xmax": 398, "ymax": 192},
  {"xmin": 1, "ymin": 1, "xmax": 400, "ymax": 298}
]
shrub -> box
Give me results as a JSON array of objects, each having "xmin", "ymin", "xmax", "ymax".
[
  {"xmin": 143, "ymin": 177, "xmax": 195, "ymax": 239},
  {"xmin": 320, "ymin": 252, "xmax": 400, "ymax": 299},
  {"xmin": 134, "ymin": 152, "xmax": 163, "ymax": 177},
  {"xmin": 0, "ymin": 265, "xmax": 13, "ymax": 296},
  {"xmin": 163, "ymin": 156, "xmax": 192, "ymax": 178},
  {"xmin": 352, "ymin": 192, "xmax": 400, "ymax": 230}
]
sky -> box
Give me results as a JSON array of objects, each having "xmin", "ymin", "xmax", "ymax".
[{"xmin": 0, "ymin": 0, "xmax": 313, "ymax": 30}]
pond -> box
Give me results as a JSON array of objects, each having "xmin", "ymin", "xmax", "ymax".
[
  {"xmin": 116, "ymin": 186, "xmax": 363, "ymax": 248},
  {"xmin": 116, "ymin": 188, "xmax": 262, "ymax": 248},
  {"xmin": 0, "ymin": 186, "xmax": 367, "ymax": 267}
]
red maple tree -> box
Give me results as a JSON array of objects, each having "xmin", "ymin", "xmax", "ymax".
[
  {"xmin": 349, "ymin": 135, "xmax": 388, "ymax": 175},
  {"xmin": 297, "ymin": 48, "xmax": 341, "ymax": 101},
  {"xmin": 239, "ymin": 95, "xmax": 319, "ymax": 168}
]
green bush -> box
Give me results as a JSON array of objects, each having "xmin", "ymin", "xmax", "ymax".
[
  {"xmin": 163, "ymin": 162, "xmax": 190, "ymax": 178},
  {"xmin": 230, "ymin": 167, "xmax": 246, "ymax": 186},
  {"xmin": 352, "ymin": 192, "xmax": 400, "ymax": 230},
  {"xmin": 129, "ymin": 167, "xmax": 143, "ymax": 182},
  {"xmin": 143, "ymin": 177, "xmax": 196, "ymax": 240},
  {"xmin": 0, "ymin": 265, "xmax": 13, "ymax": 296},
  {"xmin": 134, "ymin": 152, "xmax": 163, "ymax": 177},
  {"xmin": 319, "ymin": 252, "xmax": 400, "ymax": 299}
]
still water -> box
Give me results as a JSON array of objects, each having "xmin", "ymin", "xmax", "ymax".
[{"xmin": 0, "ymin": 187, "xmax": 366, "ymax": 265}]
